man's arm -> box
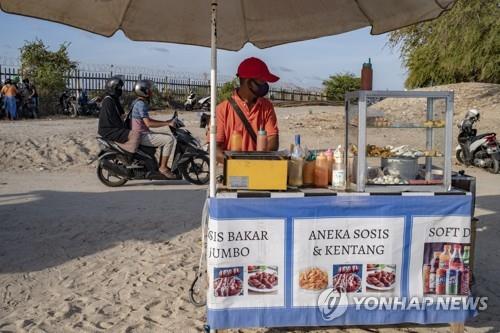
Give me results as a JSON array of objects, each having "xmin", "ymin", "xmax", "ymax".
[
  {"xmin": 267, "ymin": 135, "xmax": 279, "ymax": 151},
  {"xmin": 143, "ymin": 117, "xmax": 173, "ymax": 128},
  {"xmin": 216, "ymin": 142, "xmax": 226, "ymax": 164}
]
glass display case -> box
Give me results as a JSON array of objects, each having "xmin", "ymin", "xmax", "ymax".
[{"xmin": 345, "ymin": 91, "xmax": 453, "ymax": 192}]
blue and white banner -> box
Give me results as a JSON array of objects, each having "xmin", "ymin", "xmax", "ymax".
[{"xmin": 207, "ymin": 194, "xmax": 476, "ymax": 329}]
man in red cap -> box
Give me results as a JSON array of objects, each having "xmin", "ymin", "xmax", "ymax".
[{"xmin": 215, "ymin": 57, "xmax": 280, "ymax": 163}]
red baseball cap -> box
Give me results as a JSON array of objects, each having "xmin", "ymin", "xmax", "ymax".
[{"xmin": 237, "ymin": 57, "xmax": 280, "ymax": 83}]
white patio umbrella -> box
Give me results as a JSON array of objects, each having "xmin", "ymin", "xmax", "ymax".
[{"xmin": 0, "ymin": 0, "xmax": 455, "ymax": 197}]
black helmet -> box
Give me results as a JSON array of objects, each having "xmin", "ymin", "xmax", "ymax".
[
  {"xmin": 134, "ymin": 79, "xmax": 153, "ymax": 98},
  {"xmin": 105, "ymin": 76, "xmax": 124, "ymax": 97},
  {"xmin": 5, "ymin": 78, "xmax": 12, "ymax": 85}
]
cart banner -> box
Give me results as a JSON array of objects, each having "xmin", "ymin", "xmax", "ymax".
[{"xmin": 207, "ymin": 195, "xmax": 477, "ymax": 329}]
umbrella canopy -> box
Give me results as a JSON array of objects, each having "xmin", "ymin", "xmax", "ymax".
[{"xmin": 0, "ymin": 0, "xmax": 454, "ymax": 51}]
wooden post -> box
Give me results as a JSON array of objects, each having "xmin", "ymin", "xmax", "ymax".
[{"xmin": 449, "ymin": 323, "xmax": 464, "ymax": 333}]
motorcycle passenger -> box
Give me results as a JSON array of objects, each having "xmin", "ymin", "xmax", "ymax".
[
  {"xmin": 0, "ymin": 79, "xmax": 18, "ymax": 120},
  {"xmin": 98, "ymin": 77, "xmax": 140, "ymax": 153},
  {"xmin": 130, "ymin": 80, "xmax": 176, "ymax": 179}
]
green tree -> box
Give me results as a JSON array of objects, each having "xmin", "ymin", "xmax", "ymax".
[
  {"xmin": 388, "ymin": 0, "xmax": 499, "ymax": 88},
  {"xmin": 20, "ymin": 39, "xmax": 76, "ymax": 114},
  {"xmin": 322, "ymin": 73, "xmax": 361, "ymax": 101},
  {"xmin": 217, "ymin": 78, "xmax": 238, "ymax": 103}
]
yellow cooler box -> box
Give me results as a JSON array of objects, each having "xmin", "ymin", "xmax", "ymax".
[{"xmin": 223, "ymin": 151, "xmax": 288, "ymax": 190}]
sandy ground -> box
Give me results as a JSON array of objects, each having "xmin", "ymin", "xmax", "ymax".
[{"xmin": 1, "ymin": 86, "xmax": 500, "ymax": 332}]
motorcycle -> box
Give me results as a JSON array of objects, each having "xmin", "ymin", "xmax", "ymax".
[
  {"xmin": 59, "ymin": 90, "xmax": 77, "ymax": 116},
  {"xmin": 95, "ymin": 111, "xmax": 209, "ymax": 187},
  {"xmin": 197, "ymin": 96, "xmax": 211, "ymax": 111},
  {"xmin": 76, "ymin": 90, "xmax": 101, "ymax": 117},
  {"xmin": 456, "ymin": 109, "xmax": 500, "ymax": 174},
  {"xmin": 185, "ymin": 92, "xmax": 210, "ymax": 111},
  {"xmin": 184, "ymin": 91, "xmax": 198, "ymax": 111}
]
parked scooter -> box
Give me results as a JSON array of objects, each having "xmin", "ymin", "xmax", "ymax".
[
  {"xmin": 197, "ymin": 96, "xmax": 210, "ymax": 111},
  {"xmin": 95, "ymin": 111, "xmax": 209, "ymax": 186},
  {"xmin": 184, "ymin": 91, "xmax": 198, "ymax": 111},
  {"xmin": 185, "ymin": 91, "xmax": 210, "ymax": 111},
  {"xmin": 59, "ymin": 90, "xmax": 78, "ymax": 116},
  {"xmin": 456, "ymin": 109, "xmax": 500, "ymax": 174}
]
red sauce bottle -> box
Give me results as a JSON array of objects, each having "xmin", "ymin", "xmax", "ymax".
[{"xmin": 361, "ymin": 58, "xmax": 373, "ymax": 90}]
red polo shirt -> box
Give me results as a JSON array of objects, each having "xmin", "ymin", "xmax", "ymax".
[{"xmin": 216, "ymin": 90, "xmax": 278, "ymax": 151}]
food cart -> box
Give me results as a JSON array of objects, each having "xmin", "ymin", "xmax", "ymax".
[{"xmin": 205, "ymin": 91, "xmax": 476, "ymax": 332}]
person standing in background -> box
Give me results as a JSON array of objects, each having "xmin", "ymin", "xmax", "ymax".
[
  {"xmin": 0, "ymin": 79, "xmax": 18, "ymax": 120},
  {"xmin": 23, "ymin": 78, "xmax": 38, "ymax": 115}
]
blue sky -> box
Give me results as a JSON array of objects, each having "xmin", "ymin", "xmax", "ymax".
[{"xmin": 0, "ymin": 11, "xmax": 406, "ymax": 89}]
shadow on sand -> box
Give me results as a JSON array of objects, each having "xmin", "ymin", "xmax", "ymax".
[{"xmin": 0, "ymin": 187, "xmax": 206, "ymax": 273}]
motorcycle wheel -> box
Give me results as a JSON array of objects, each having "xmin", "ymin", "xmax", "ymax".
[
  {"xmin": 180, "ymin": 155, "xmax": 210, "ymax": 185},
  {"xmin": 487, "ymin": 158, "xmax": 500, "ymax": 174},
  {"xmin": 185, "ymin": 104, "xmax": 193, "ymax": 111},
  {"xmin": 97, "ymin": 156, "xmax": 128, "ymax": 187},
  {"xmin": 456, "ymin": 149, "xmax": 465, "ymax": 164}
]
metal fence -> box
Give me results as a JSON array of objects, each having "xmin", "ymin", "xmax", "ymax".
[{"xmin": 0, "ymin": 65, "xmax": 327, "ymax": 103}]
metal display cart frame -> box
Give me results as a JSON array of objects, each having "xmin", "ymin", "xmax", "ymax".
[{"xmin": 345, "ymin": 90, "xmax": 454, "ymax": 192}]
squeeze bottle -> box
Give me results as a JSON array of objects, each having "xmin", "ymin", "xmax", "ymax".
[
  {"xmin": 332, "ymin": 145, "xmax": 345, "ymax": 189},
  {"xmin": 361, "ymin": 58, "xmax": 373, "ymax": 90},
  {"xmin": 288, "ymin": 134, "xmax": 304, "ymax": 187},
  {"xmin": 256, "ymin": 128, "xmax": 267, "ymax": 151}
]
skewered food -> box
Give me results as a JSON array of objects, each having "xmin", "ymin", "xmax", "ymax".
[
  {"xmin": 214, "ymin": 276, "xmax": 242, "ymax": 296},
  {"xmin": 332, "ymin": 265, "xmax": 361, "ymax": 293}
]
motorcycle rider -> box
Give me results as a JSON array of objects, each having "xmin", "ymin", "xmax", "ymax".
[
  {"xmin": 98, "ymin": 77, "xmax": 140, "ymax": 153},
  {"xmin": 130, "ymin": 80, "xmax": 177, "ymax": 179}
]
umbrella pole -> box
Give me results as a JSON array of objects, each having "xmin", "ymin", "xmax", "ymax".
[
  {"xmin": 209, "ymin": 1, "xmax": 218, "ymax": 199},
  {"xmin": 207, "ymin": 5, "xmax": 217, "ymax": 333}
]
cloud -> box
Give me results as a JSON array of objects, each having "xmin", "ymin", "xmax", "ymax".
[
  {"xmin": 150, "ymin": 46, "xmax": 170, "ymax": 53},
  {"xmin": 278, "ymin": 66, "xmax": 294, "ymax": 73}
]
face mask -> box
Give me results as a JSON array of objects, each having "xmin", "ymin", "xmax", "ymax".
[{"xmin": 249, "ymin": 80, "xmax": 269, "ymax": 98}]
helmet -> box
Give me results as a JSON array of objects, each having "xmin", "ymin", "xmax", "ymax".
[
  {"xmin": 105, "ymin": 76, "xmax": 124, "ymax": 97},
  {"xmin": 134, "ymin": 79, "xmax": 153, "ymax": 98},
  {"xmin": 5, "ymin": 78, "xmax": 12, "ymax": 85},
  {"xmin": 465, "ymin": 109, "xmax": 480, "ymax": 121}
]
